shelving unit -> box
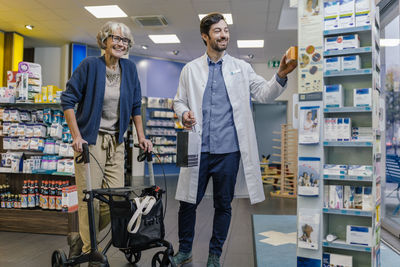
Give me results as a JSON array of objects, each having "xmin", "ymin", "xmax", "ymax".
[
  {"xmin": 0, "ymin": 102, "xmax": 77, "ymax": 235},
  {"xmin": 296, "ymin": 1, "xmax": 383, "ymax": 266}
]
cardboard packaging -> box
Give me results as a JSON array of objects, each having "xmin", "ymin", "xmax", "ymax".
[
  {"xmin": 347, "ymin": 165, "xmax": 373, "ymax": 176},
  {"xmin": 324, "ymin": 57, "xmax": 341, "ymax": 72},
  {"xmin": 329, "ymin": 185, "xmax": 343, "ymax": 209},
  {"xmin": 342, "ymin": 34, "xmax": 360, "ymax": 49},
  {"xmin": 337, "ymin": 118, "xmax": 351, "ymax": 141},
  {"xmin": 344, "ymin": 186, "xmax": 356, "ymax": 209},
  {"xmin": 346, "ymin": 225, "xmax": 372, "ymax": 246},
  {"xmin": 286, "ymin": 46, "xmax": 298, "ymax": 61},
  {"xmin": 324, "ymin": 0, "xmax": 340, "ymax": 30},
  {"xmin": 323, "ymin": 164, "xmax": 347, "ymax": 175},
  {"xmin": 324, "ymin": 84, "xmax": 344, "ymax": 107},
  {"xmin": 353, "ymin": 88, "xmax": 372, "ymax": 107},
  {"xmin": 355, "ymin": 0, "xmax": 371, "ymax": 27},
  {"xmin": 323, "ymin": 252, "xmax": 353, "ymax": 267},
  {"xmin": 362, "ymin": 186, "xmax": 373, "ymax": 211},
  {"xmin": 62, "ymin": 185, "xmax": 78, "ymax": 213},
  {"xmin": 341, "ymin": 55, "xmax": 361, "ymax": 71},
  {"xmin": 325, "ymin": 36, "xmax": 343, "ymax": 51},
  {"xmin": 339, "ymin": 0, "xmax": 356, "ymax": 28},
  {"xmin": 324, "ymin": 118, "xmax": 338, "ymax": 141}
]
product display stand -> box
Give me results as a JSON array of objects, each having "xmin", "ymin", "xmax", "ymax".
[
  {"xmin": 296, "ymin": 1, "xmax": 383, "ymax": 266},
  {"xmin": 265, "ymin": 124, "xmax": 298, "ymax": 198}
]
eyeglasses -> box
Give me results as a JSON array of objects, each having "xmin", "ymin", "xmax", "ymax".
[{"xmin": 110, "ymin": 35, "xmax": 131, "ymax": 45}]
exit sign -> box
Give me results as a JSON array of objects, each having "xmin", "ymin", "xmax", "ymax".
[{"xmin": 268, "ymin": 60, "xmax": 280, "ymax": 68}]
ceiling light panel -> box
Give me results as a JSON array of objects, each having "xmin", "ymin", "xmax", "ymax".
[
  {"xmin": 85, "ymin": 5, "xmax": 128, "ymax": 18},
  {"xmin": 149, "ymin": 34, "xmax": 181, "ymax": 44},
  {"xmin": 198, "ymin": 13, "xmax": 233, "ymax": 25},
  {"xmin": 237, "ymin": 40, "xmax": 264, "ymax": 48}
]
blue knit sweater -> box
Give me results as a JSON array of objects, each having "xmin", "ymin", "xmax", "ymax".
[{"xmin": 61, "ymin": 56, "xmax": 142, "ymax": 144}]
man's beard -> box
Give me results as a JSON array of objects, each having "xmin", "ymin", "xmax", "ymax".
[{"xmin": 210, "ymin": 38, "xmax": 228, "ymax": 52}]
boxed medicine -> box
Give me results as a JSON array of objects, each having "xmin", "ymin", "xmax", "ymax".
[
  {"xmin": 339, "ymin": 0, "xmax": 356, "ymax": 28},
  {"xmin": 323, "ymin": 253, "xmax": 353, "ymax": 267},
  {"xmin": 353, "ymin": 88, "xmax": 372, "ymax": 107},
  {"xmin": 324, "ymin": 84, "xmax": 344, "ymax": 108},
  {"xmin": 354, "ymin": 186, "xmax": 363, "ymax": 209},
  {"xmin": 344, "ymin": 186, "xmax": 356, "ymax": 209},
  {"xmin": 337, "ymin": 118, "xmax": 351, "ymax": 141},
  {"xmin": 325, "ymin": 36, "xmax": 343, "ymax": 51},
  {"xmin": 362, "ymin": 186, "xmax": 373, "ymax": 211},
  {"xmin": 355, "ymin": 0, "xmax": 371, "ymax": 27},
  {"xmin": 342, "ymin": 34, "xmax": 360, "ymax": 49},
  {"xmin": 324, "ymin": 57, "xmax": 341, "ymax": 72},
  {"xmin": 323, "ymin": 164, "xmax": 347, "ymax": 175},
  {"xmin": 324, "ymin": 185, "xmax": 330, "ymax": 208},
  {"xmin": 329, "ymin": 185, "xmax": 343, "ymax": 209},
  {"xmin": 324, "ymin": 0, "xmax": 340, "ymax": 30},
  {"xmin": 341, "ymin": 55, "xmax": 361, "ymax": 71},
  {"xmin": 324, "ymin": 118, "xmax": 338, "ymax": 141},
  {"xmin": 346, "ymin": 225, "xmax": 372, "ymax": 246},
  {"xmin": 347, "ymin": 165, "xmax": 373, "ymax": 176}
]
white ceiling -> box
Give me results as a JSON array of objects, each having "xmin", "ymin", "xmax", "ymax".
[{"xmin": 0, "ymin": 0, "xmax": 298, "ymax": 63}]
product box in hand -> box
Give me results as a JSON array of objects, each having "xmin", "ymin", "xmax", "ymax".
[
  {"xmin": 324, "ymin": 84, "xmax": 343, "ymax": 108},
  {"xmin": 355, "ymin": 0, "xmax": 371, "ymax": 27},
  {"xmin": 346, "ymin": 225, "xmax": 372, "ymax": 246},
  {"xmin": 62, "ymin": 185, "xmax": 78, "ymax": 213},
  {"xmin": 324, "ymin": 57, "xmax": 341, "ymax": 72},
  {"xmin": 324, "ymin": 0, "xmax": 340, "ymax": 30},
  {"xmin": 339, "ymin": 0, "xmax": 355, "ymax": 28},
  {"xmin": 347, "ymin": 165, "xmax": 373, "ymax": 176},
  {"xmin": 341, "ymin": 55, "xmax": 361, "ymax": 71},
  {"xmin": 329, "ymin": 185, "xmax": 343, "ymax": 209},
  {"xmin": 323, "ymin": 164, "xmax": 347, "ymax": 175},
  {"xmin": 323, "ymin": 253, "xmax": 353, "ymax": 267},
  {"xmin": 342, "ymin": 34, "xmax": 360, "ymax": 49},
  {"xmin": 353, "ymin": 88, "xmax": 372, "ymax": 107}
]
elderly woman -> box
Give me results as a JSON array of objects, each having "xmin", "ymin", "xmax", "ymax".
[{"xmin": 61, "ymin": 21, "xmax": 152, "ymax": 258}]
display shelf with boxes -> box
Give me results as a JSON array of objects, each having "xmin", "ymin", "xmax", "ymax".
[{"xmin": 297, "ymin": 1, "xmax": 383, "ymax": 266}]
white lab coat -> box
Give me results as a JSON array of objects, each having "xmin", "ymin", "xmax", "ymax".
[{"xmin": 174, "ymin": 53, "xmax": 286, "ymax": 204}]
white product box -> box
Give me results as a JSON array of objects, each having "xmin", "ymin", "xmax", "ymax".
[
  {"xmin": 344, "ymin": 186, "xmax": 356, "ymax": 209},
  {"xmin": 324, "ymin": 84, "xmax": 344, "ymax": 108},
  {"xmin": 324, "ymin": 185, "xmax": 330, "ymax": 208},
  {"xmin": 362, "ymin": 186, "xmax": 373, "ymax": 211},
  {"xmin": 62, "ymin": 185, "xmax": 78, "ymax": 213},
  {"xmin": 351, "ymin": 127, "xmax": 373, "ymax": 133},
  {"xmin": 324, "ymin": 0, "xmax": 340, "ymax": 30},
  {"xmin": 339, "ymin": 0, "xmax": 356, "ymax": 28},
  {"xmin": 342, "ymin": 34, "xmax": 360, "ymax": 49},
  {"xmin": 341, "ymin": 55, "xmax": 361, "ymax": 70},
  {"xmin": 355, "ymin": 0, "xmax": 371, "ymax": 27},
  {"xmin": 324, "ymin": 57, "xmax": 341, "ymax": 72},
  {"xmin": 324, "ymin": 118, "xmax": 338, "ymax": 141},
  {"xmin": 323, "ymin": 252, "xmax": 353, "ymax": 267},
  {"xmin": 353, "ymin": 88, "xmax": 372, "ymax": 107},
  {"xmin": 323, "ymin": 164, "xmax": 347, "ymax": 175},
  {"xmin": 329, "ymin": 185, "xmax": 343, "ymax": 209},
  {"xmin": 337, "ymin": 118, "xmax": 351, "ymax": 141},
  {"xmin": 347, "ymin": 165, "xmax": 373, "ymax": 176},
  {"xmin": 325, "ymin": 36, "xmax": 343, "ymax": 51},
  {"xmin": 346, "ymin": 225, "xmax": 372, "ymax": 246}
]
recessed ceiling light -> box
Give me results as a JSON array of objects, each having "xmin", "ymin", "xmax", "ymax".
[
  {"xmin": 380, "ymin": 39, "xmax": 400, "ymax": 47},
  {"xmin": 148, "ymin": 34, "xmax": 180, "ymax": 44},
  {"xmin": 25, "ymin": 25, "xmax": 34, "ymax": 30},
  {"xmin": 237, "ymin": 40, "xmax": 264, "ymax": 48},
  {"xmin": 198, "ymin": 13, "xmax": 233, "ymax": 25},
  {"xmin": 172, "ymin": 50, "xmax": 179, "ymax": 55},
  {"xmin": 141, "ymin": 45, "xmax": 148, "ymax": 50},
  {"xmin": 84, "ymin": 5, "xmax": 128, "ymax": 18}
]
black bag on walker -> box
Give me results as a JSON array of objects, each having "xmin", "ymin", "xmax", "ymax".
[{"xmin": 109, "ymin": 188, "xmax": 165, "ymax": 249}]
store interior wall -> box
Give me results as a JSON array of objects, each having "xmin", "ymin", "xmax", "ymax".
[{"xmin": 34, "ymin": 47, "xmax": 62, "ymax": 88}]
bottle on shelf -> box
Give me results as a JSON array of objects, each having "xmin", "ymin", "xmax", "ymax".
[
  {"xmin": 27, "ymin": 180, "xmax": 36, "ymax": 209},
  {"xmin": 48, "ymin": 180, "xmax": 56, "ymax": 210},
  {"xmin": 55, "ymin": 180, "xmax": 62, "ymax": 211},
  {"xmin": 21, "ymin": 180, "xmax": 28, "ymax": 209},
  {"xmin": 0, "ymin": 194, "xmax": 5, "ymax": 208},
  {"xmin": 42, "ymin": 180, "xmax": 49, "ymax": 210},
  {"xmin": 34, "ymin": 180, "xmax": 39, "ymax": 207}
]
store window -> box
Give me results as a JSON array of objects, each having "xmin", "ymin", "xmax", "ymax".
[{"xmin": 382, "ymin": 1, "xmax": 400, "ymax": 238}]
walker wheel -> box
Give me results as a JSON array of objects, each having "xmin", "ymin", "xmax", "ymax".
[
  {"xmin": 151, "ymin": 250, "xmax": 176, "ymax": 267},
  {"xmin": 123, "ymin": 249, "xmax": 141, "ymax": 264},
  {"xmin": 51, "ymin": 249, "xmax": 67, "ymax": 267}
]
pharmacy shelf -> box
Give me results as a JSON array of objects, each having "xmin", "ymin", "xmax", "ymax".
[
  {"xmin": 323, "ymin": 25, "xmax": 372, "ymax": 36},
  {"xmin": 323, "ymin": 47, "xmax": 372, "ymax": 57},
  {"xmin": 323, "ymin": 208, "xmax": 373, "ymax": 217},
  {"xmin": 0, "ymin": 171, "xmax": 74, "ymax": 176},
  {"xmin": 146, "ymin": 134, "xmax": 176, "ymax": 137},
  {"xmin": 146, "ymin": 125, "xmax": 176, "ymax": 128},
  {"xmin": 323, "ymin": 141, "xmax": 373, "ymax": 147},
  {"xmin": 0, "ymin": 102, "xmax": 62, "ymax": 108},
  {"xmin": 153, "ymin": 143, "xmax": 177, "ymax": 146},
  {"xmin": 323, "ymin": 175, "xmax": 373, "ymax": 182},
  {"xmin": 147, "ymin": 107, "xmax": 174, "ymax": 110},
  {"xmin": 323, "ymin": 240, "xmax": 372, "ymax": 252},
  {"xmin": 324, "ymin": 68, "xmax": 372, "ymax": 77},
  {"xmin": 323, "ymin": 106, "xmax": 372, "ymax": 113}
]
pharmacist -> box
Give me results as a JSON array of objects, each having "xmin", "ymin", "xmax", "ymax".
[
  {"xmin": 61, "ymin": 21, "xmax": 152, "ymax": 258},
  {"xmin": 173, "ymin": 13, "xmax": 297, "ymax": 267}
]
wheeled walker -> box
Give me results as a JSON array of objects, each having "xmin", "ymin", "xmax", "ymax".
[{"xmin": 51, "ymin": 143, "xmax": 175, "ymax": 267}]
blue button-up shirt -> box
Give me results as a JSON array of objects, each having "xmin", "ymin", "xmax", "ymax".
[{"xmin": 201, "ymin": 55, "xmax": 287, "ymax": 154}]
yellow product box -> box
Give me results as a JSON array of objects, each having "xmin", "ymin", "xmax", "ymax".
[
  {"xmin": 41, "ymin": 86, "xmax": 48, "ymax": 103},
  {"xmin": 47, "ymin": 85, "xmax": 62, "ymax": 96},
  {"xmin": 34, "ymin": 94, "xmax": 43, "ymax": 103},
  {"xmin": 286, "ymin": 46, "xmax": 298, "ymax": 61}
]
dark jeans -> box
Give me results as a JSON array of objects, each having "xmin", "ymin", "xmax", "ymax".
[{"xmin": 178, "ymin": 151, "xmax": 241, "ymax": 257}]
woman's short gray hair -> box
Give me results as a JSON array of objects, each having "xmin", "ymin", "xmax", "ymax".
[{"xmin": 96, "ymin": 21, "xmax": 134, "ymax": 51}]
